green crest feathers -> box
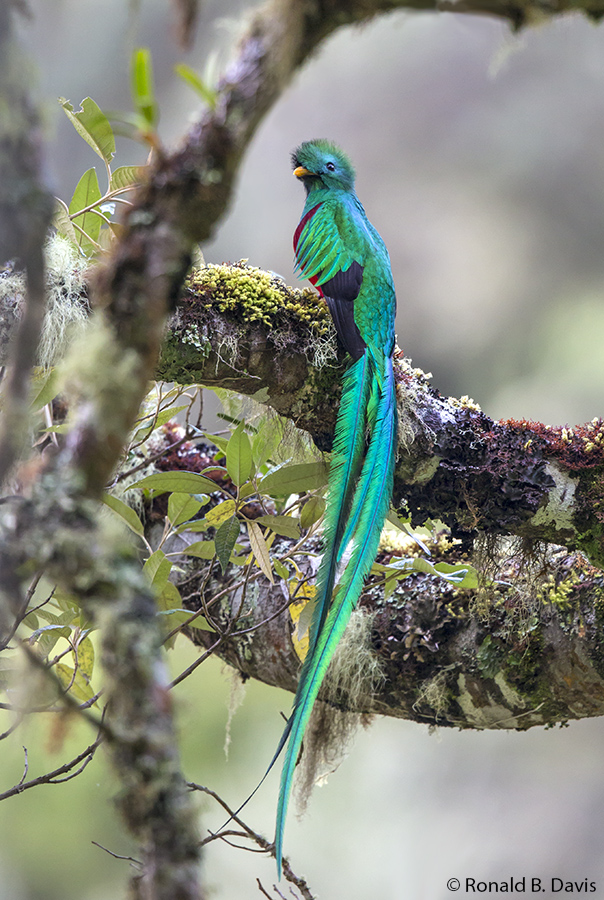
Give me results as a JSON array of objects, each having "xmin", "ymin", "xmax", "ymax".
[{"xmin": 291, "ymin": 139, "xmax": 356, "ymax": 189}]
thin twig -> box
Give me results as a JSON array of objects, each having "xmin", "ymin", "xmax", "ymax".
[
  {"xmin": 188, "ymin": 783, "xmax": 316, "ymax": 900},
  {"xmin": 168, "ymin": 637, "xmax": 223, "ymax": 689},
  {"xmin": 113, "ymin": 435, "xmax": 191, "ymax": 483},
  {"xmin": 91, "ymin": 841, "xmax": 142, "ymax": 867},
  {"xmin": 256, "ymin": 878, "xmax": 273, "ymax": 899},
  {"xmin": 0, "ymin": 571, "xmax": 44, "ymax": 651},
  {"xmin": 0, "ymin": 735, "xmax": 102, "ymax": 802},
  {"xmin": 0, "ymin": 690, "xmax": 102, "ymax": 714},
  {"xmin": 18, "ymin": 746, "xmax": 28, "ymax": 786},
  {"xmin": 0, "ymin": 717, "xmax": 21, "ymax": 741}
]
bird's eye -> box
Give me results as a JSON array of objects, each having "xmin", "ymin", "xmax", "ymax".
[{"xmin": 325, "ymin": 162, "xmax": 336, "ymax": 172}]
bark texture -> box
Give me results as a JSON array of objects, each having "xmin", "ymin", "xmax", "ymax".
[{"xmin": 176, "ymin": 530, "xmax": 604, "ymax": 731}]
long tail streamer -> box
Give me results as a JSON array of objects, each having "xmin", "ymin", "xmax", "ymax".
[{"xmin": 275, "ymin": 353, "xmax": 397, "ymax": 873}]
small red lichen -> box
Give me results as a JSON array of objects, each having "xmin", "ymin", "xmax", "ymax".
[{"xmin": 498, "ymin": 417, "xmax": 604, "ymax": 471}]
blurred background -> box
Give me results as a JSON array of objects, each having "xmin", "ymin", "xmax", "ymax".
[{"xmin": 4, "ymin": 0, "xmax": 604, "ymax": 896}]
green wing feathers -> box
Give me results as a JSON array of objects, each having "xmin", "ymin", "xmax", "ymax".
[{"xmin": 294, "ymin": 203, "xmax": 358, "ymax": 283}]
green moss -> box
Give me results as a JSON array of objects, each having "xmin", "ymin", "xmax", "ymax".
[
  {"xmin": 289, "ymin": 357, "xmax": 341, "ymax": 417},
  {"xmin": 573, "ymin": 466, "xmax": 604, "ymax": 570},
  {"xmin": 475, "ymin": 634, "xmax": 503, "ymax": 679},
  {"xmin": 157, "ymin": 329, "xmax": 211, "ymax": 383},
  {"xmin": 539, "ymin": 570, "xmax": 580, "ymax": 610},
  {"xmin": 185, "ymin": 262, "xmax": 331, "ymax": 334},
  {"xmin": 577, "ymin": 523, "xmax": 604, "ymax": 571}
]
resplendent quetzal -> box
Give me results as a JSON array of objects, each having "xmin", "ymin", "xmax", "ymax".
[{"xmin": 273, "ymin": 139, "xmax": 398, "ymax": 873}]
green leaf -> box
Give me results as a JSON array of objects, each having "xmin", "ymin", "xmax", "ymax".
[
  {"xmin": 158, "ymin": 581, "xmax": 182, "ymax": 612},
  {"xmin": 69, "ymin": 167, "xmax": 102, "ymax": 255},
  {"xmin": 36, "ymin": 608, "xmax": 76, "ymax": 626},
  {"xmin": 53, "ymin": 198, "xmax": 79, "ymax": 245},
  {"xmin": 131, "ymin": 48, "xmax": 158, "ymax": 129},
  {"xmin": 157, "ymin": 608, "xmax": 215, "ymax": 631},
  {"xmin": 56, "ymin": 663, "xmax": 95, "ymax": 703},
  {"xmin": 255, "ymin": 515, "xmax": 300, "ymax": 539},
  {"xmin": 143, "ymin": 549, "xmax": 171, "ymax": 588},
  {"xmin": 29, "ymin": 623, "xmax": 71, "ymax": 642},
  {"xmin": 54, "ymin": 589, "xmax": 80, "ymax": 614},
  {"xmin": 247, "ymin": 520, "xmax": 274, "ymax": 584},
  {"xmin": 155, "ymin": 579, "xmax": 182, "ymax": 628},
  {"xmin": 300, "ymin": 496, "xmax": 326, "ymax": 530},
  {"xmin": 174, "ymin": 508, "xmax": 211, "ymax": 534},
  {"xmin": 384, "ymin": 574, "xmax": 398, "ymax": 600},
  {"xmin": 273, "ymin": 559, "xmax": 290, "ymax": 581},
  {"xmin": 202, "ymin": 432, "xmax": 229, "ymax": 454},
  {"xmin": 252, "ymin": 421, "xmax": 282, "ymax": 468},
  {"xmin": 251, "ymin": 387, "xmax": 270, "ymax": 404},
  {"xmin": 238, "ymin": 482, "xmax": 257, "ymax": 501},
  {"xmin": 129, "ymin": 471, "xmax": 220, "ymax": 496},
  {"xmin": 167, "ymin": 493, "xmax": 204, "ymax": 527},
  {"xmin": 205, "ymin": 499, "xmax": 236, "ymax": 527},
  {"xmin": 23, "ymin": 612, "xmax": 39, "ymax": 629},
  {"xmin": 259, "ymin": 462, "xmax": 327, "ymax": 497},
  {"xmin": 102, "ymin": 493, "xmax": 145, "ymax": 537},
  {"xmin": 76, "ymin": 635, "xmax": 95, "ymax": 679},
  {"xmin": 34, "ymin": 625, "xmax": 71, "ymax": 658},
  {"xmin": 215, "ymin": 516, "xmax": 240, "ymax": 573},
  {"xmin": 380, "ymin": 555, "xmax": 478, "ymax": 590},
  {"xmin": 174, "ymin": 63, "xmax": 217, "ymax": 109},
  {"xmin": 200, "ymin": 465, "xmax": 228, "ymax": 480},
  {"xmin": 226, "ymin": 422, "xmax": 253, "ymax": 487},
  {"xmin": 30, "ymin": 367, "xmax": 60, "ymax": 411},
  {"xmin": 134, "ymin": 404, "xmax": 189, "ymax": 442},
  {"xmin": 110, "ymin": 165, "xmax": 143, "ymax": 191},
  {"xmin": 59, "ymin": 96, "xmax": 115, "ymax": 164},
  {"xmin": 430, "ymin": 561, "xmax": 478, "ymax": 589},
  {"xmin": 386, "ymin": 510, "xmax": 432, "ymax": 556},
  {"xmin": 181, "ymin": 540, "xmax": 216, "ymax": 559}
]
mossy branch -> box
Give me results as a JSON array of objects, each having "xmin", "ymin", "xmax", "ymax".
[
  {"xmin": 160, "ymin": 263, "xmax": 604, "ymax": 569},
  {"xmin": 179, "ymin": 535, "xmax": 604, "ymax": 732}
]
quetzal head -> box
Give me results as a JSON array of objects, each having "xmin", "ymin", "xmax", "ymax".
[{"xmin": 291, "ymin": 139, "xmax": 356, "ymax": 193}]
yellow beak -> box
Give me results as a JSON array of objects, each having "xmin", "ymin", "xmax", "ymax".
[{"xmin": 294, "ymin": 166, "xmax": 311, "ymax": 178}]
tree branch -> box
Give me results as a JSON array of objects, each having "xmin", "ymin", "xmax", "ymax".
[
  {"xmin": 0, "ymin": 737, "xmax": 103, "ymax": 803},
  {"xmin": 176, "ymin": 534, "xmax": 604, "ymax": 732},
  {"xmin": 159, "ymin": 264, "xmax": 604, "ymax": 568}
]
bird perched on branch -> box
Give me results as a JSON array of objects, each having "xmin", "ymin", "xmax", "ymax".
[{"xmin": 270, "ymin": 139, "xmax": 398, "ymax": 873}]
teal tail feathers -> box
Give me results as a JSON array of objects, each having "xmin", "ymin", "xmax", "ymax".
[
  {"xmin": 275, "ymin": 352, "xmax": 397, "ymax": 875},
  {"xmin": 307, "ymin": 352, "xmax": 374, "ymax": 648}
]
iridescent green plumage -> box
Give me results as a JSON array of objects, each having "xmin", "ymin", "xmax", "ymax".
[{"xmin": 272, "ymin": 140, "xmax": 398, "ymax": 874}]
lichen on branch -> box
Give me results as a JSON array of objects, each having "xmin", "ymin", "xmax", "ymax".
[{"xmin": 178, "ymin": 519, "xmax": 604, "ymax": 732}]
